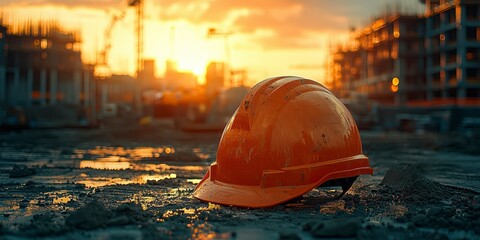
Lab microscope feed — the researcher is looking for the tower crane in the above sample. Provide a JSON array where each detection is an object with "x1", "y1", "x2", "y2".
[
  {"x1": 128, "y1": 0, "x2": 144, "y2": 75},
  {"x1": 95, "y1": 11, "x2": 125, "y2": 78},
  {"x1": 207, "y1": 28, "x2": 245, "y2": 87},
  {"x1": 128, "y1": 0, "x2": 144, "y2": 115},
  {"x1": 100, "y1": 12, "x2": 126, "y2": 67}
]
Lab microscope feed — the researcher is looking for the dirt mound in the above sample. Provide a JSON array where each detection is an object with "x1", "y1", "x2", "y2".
[
  {"x1": 65, "y1": 201, "x2": 151, "y2": 230},
  {"x1": 111, "y1": 202, "x2": 152, "y2": 225},
  {"x1": 380, "y1": 165, "x2": 480, "y2": 232},
  {"x1": 380, "y1": 165, "x2": 450, "y2": 204},
  {"x1": 9, "y1": 165, "x2": 36, "y2": 178},
  {"x1": 66, "y1": 201, "x2": 113, "y2": 230},
  {"x1": 19, "y1": 213, "x2": 65, "y2": 236}
]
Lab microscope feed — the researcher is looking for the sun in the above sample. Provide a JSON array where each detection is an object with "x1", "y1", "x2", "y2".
[
  {"x1": 144, "y1": 21, "x2": 221, "y2": 84},
  {"x1": 176, "y1": 58, "x2": 207, "y2": 78},
  {"x1": 168, "y1": 35, "x2": 218, "y2": 85}
]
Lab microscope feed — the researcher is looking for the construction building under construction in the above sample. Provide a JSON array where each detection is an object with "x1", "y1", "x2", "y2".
[
  {"x1": 0, "y1": 20, "x2": 95, "y2": 127},
  {"x1": 423, "y1": 0, "x2": 480, "y2": 102},
  {"x1": 331, "y1": 14, "x2": 425, "y2": 105},
  {"x1": 329, "y1": 0, "x2": 480, "y2": 131}
]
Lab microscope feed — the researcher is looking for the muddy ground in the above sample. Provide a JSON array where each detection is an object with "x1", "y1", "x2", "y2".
[{"x1": 0, "y1": 119, "x2": 479, "y2": 239}]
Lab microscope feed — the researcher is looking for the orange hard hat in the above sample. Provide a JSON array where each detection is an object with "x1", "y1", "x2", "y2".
[{"x1": 194, "y1": 76, "x2": 373, "y2": 208}]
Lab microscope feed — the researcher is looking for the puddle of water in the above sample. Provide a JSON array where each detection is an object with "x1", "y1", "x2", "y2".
[
  {"x1": 77, "y1": 173, "x2": 177, "y2": 188},
  {"x1": 135, "y1": 173, "x2": 177, "y2": 183},
  {"x1": 187, "y1": 179, "x2": 201, "y2": 184},
  {"x1": 97, "y1": 156, "x2": 129, "y2": 162},
  {"x1": 164, "y1": 147, "x2": 175, "y2": 154},
  {"x1": 193, "y1": 147, "x2": 210, "y2": 160},
  {"x1": 80, "y1": 146, "x2": 176, "y2": 159},
  {"x1": 183, "y1": 208, "x2": 196, "y2": 214},
  {"x1": 53, "y1": 196, "x2": 72, "y2": 204},
  {"x1": 162, "y1": 210, "x2": 175, "y2": 219},
  {"x1": 131, "y1": 163, "x2": 205, "y2": 172},
  {"x1": 79, "y1": 160, "x2": 131, "y2": 170},
  {"x1": 1, "y1": 145, "x2": 210, "y2": 189},
  {"x1": 76, "y1": 177, "x2": 137, "y2": 188}
]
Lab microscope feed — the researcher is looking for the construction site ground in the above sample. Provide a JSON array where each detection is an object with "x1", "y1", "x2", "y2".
[{"x1": 0, "y1": 118, "x2": 479, "y2": 239}]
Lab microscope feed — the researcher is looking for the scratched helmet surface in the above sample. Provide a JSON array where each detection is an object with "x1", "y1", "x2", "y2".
[{"x1": 194, "y1": 76, "x2": 373, "y2": 208}]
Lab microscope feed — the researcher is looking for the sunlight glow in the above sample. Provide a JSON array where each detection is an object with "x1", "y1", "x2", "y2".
[{"x1": 5, "y1": 1, "x2": 334, "y2": 85}]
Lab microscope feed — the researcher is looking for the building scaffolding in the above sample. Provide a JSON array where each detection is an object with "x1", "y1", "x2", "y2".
[{"x1": 329, "y1": 0, "x2": 480, "y2": 106}]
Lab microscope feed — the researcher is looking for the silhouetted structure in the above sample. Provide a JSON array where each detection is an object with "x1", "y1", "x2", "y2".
[
  {"x1": 138, "y1": 59, "x2": 157, "y2": 89},
  {"x1": 0, "y1": 21, "x2": 92, "y2": 106},
  {"x1": 0, "y1": 20, "x2": 95, "y2": 127},
  {"x1": 98, "y1": 74, "x2": 135, "y2": 117},
  {"x1": 331, "y1": 14, "x2": 425, "y2": 105},
  {"x1": 163, "y1": 60, "x2": 197, "y2": 90},
  {"x1": 205, "y1": 62, "x2": 225, "y2": 97},
  {"x1": 422, "y1": 0, "x2": 480, "y2": 102},
  {"x1": 330, "y1": 0, "x2": 480, "y2": 131}
]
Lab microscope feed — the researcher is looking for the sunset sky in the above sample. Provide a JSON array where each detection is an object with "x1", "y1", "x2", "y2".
[{"x1": 1, "y1": 0, "x2": 423, "y2": 85}]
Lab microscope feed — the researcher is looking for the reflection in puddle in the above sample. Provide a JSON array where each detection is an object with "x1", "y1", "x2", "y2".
[
  {"x1": 77, "y1": 173, "x2": 178, "y2": 188},
  {"x1": 161, "y1": 204, "x2": 220, "y2": 239},
  {"x1": 76, "y1": 146, "x2": 177, "y2": 161},
  {"x1": 97, "y1": 156, "x2": 129, "y2": 162},
  {"x1": 131, "y1": 163, "x2": 205, "y2": 172},
  {"x1": 199, "y1": 203, "x2": 221, "y2": 211},
  {"x1": 53, "y1": 196, "x2": 72, "y2": 204},
  {"x1": 76, "y1": 177, "x2": 135, "y2": 188},
  {"x1": 162, "y1": 204, "x2": 220, "y2": 219},
  {"x1": 79, "y1": 160, "x2": 131, "y2": 170},
  {"x1": 193, "y1": 148, "x2": 211, "y2": 160},
  {"x1": 187, "y1": 179, "x2": 201, "y2": 184},
  {"x1": 183, "y1": 208, "x2": 196, "y2": 214},
  {"x1": 79, "y1": 160, "x2": 205, "y2": 173},
  {"x1": 164, "y1": 147, "x2": 175, "y2": 154},
  {"x1": 136, "y1": 173, "x2": 177, "y2": 183},
  {"x1": 70, "y1": 146, "x2": 210, "y2": 187}
]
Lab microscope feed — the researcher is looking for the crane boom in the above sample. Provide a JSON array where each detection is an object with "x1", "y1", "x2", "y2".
[
  {"x1": 100, "y1": 11, "x2": 125, "y2": 66},
  {"x1": 128, "y1": 0, "x2": 144, "y2": 75}
]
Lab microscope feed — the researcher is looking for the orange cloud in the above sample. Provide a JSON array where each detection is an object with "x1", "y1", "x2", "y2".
[
  {"x1": 155, "y1": 0, "x2": 423, "y2": 49},
  {"x1": 2, "y1": 0, "x2": 424, "y2": 51},
  {"x1": 0, "y1": 0, "x2": 123, "y2": 9}
]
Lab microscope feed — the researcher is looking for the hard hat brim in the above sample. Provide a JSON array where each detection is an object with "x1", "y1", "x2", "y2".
[{"x1": 193, "y1": 166, "x2": 373, "y2": 208}]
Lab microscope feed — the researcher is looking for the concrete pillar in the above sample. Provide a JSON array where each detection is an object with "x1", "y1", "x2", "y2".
[
  {"x1": 12, "y1": 68, "x2": 20, "y2": 105},
  {"x1": 135, "y1": 76, "x2": 142, "y2": 116},
  {"x1": 60, "y1": 75, "x2": 69, "y2": 104},
  {"x1": 19, "y1": 73, "x2": 27, "y2": 105},
  {"x1": 101, "y1": 83, "x2": 108, "y2": 109},
  {"x1": 0, "y1": 67, "x2": 6, "y2": 102},
  {"x1": 457, "y1": 4, "x2": 467, "y2": 99},
  {"x1": 92, "y1": 75, "x2": 96, "y2": 125},
  {"x1": 27, "y1": 69, "x2": 34, "y2": 106},
  {"x1": 425, "y1": 17, "x2": 433, "y2": 101},
  {"x1": 89, "y1": 74, "x2": 96, "y2": 126},
  {"x1": 49, "y1": 69, "x2": 58, "y2": 104},
  {"x1": 73, "y1": 70, "x2": 81, "y2": 105},
  {"x1": 83, "y1": 70, "x2": 90, "y2": 106},
  {"x1": 40, "y1": 69, "x2": 47, "y2": 106}
]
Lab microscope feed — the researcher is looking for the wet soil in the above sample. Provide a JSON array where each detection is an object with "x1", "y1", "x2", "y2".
[{"x1": 0, "y1": 122, "x2": 479, "y2": 239}]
